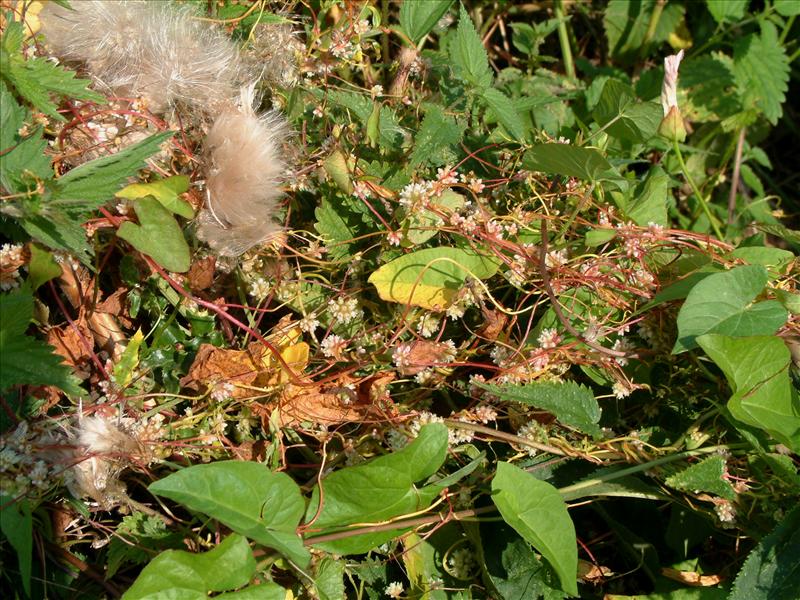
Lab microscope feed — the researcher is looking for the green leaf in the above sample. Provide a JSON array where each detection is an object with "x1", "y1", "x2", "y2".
[
  {"x1": 314, "y1": 199, "x2": 361, "y2": 262},
  {"x1": 52, "y1": 131, "x2": 174, "y2": 211},
  {"x1": 322, "y1": 150, "x2": 353, "y2": 194},
  {"x1": 0, "y1": 496, "x2": 32, "y2": 596},
  {"x1": 403, "y1": 189, "x2": 465, "y2": 245},
  {"x1": 681, "y1": 53, "x2": 742, "y2": 124},
  {"x1": 733, "y1": 22, "x2": 791, "y2": 124},
  {"x1": 314, "y1": 557, "x2": 345, "y2": 600},
  {"x1": 27, "y1": 243, "x2": 61, "y2": 291},
  {"x1": 665, "y1": 456, "x2": 736, "y2": 499},
  {"x1": 604, "y1": 0, "x2": 685, "y2": 63},
  {"x1": 673, "y1": 266, "x2": 787, "y2": 353},
  {"x1": 117, "y1": 196, "x2": 191, "y2": 273},
  {"x1": 306, "y1": 424, "x2": 448, "y2": 555},
  {"x1": 509, "y1": 19, "x2": 560, "y2": 57},
  {"x1": 626, "y1": 166, "x2": 669, "y2": 226},
  {"x1": 21, "y1": 212, "x2": 93, "y2": 264},
  {"x1": 697, "y1": 334, "x2": 800, "y2": 451},
  {"x1": 325, "y1": 90, "x2": 405, "y2": 149},
  {"x1": 492, "y1": 462, "x2": 578, "y2": 596},
  {"x1": 523, "y1": 144, "x2": 627, "y2": 192},
  {"x1": 106, "y1": 512, "x2": 179, "y2": 579},
  {"x1": 122, "y1": 534, "x2": 258, "y2": 600},
  {"x1": 482, "y1": 381, "x2": 601, "y2": 437},
  {"x1": 409, "y1": 104, "x2": 466, "y2": 168},
  {"x1": 483, "y1": 87, "x2": 527, "y2": 141},
  {"x1": 0, "y1": 81, "x2": 52, "y2": 193},
  {"x1": 0, "y1": 285, "x2": 81, "y2": 394},
  {"x1": 116, "y1": 176, "x2": 193, "y2": 218},
  {"x1": 450, "y1": 4, "x2": 493, "y2": 89},
  {"x1": 774, "y1": 0, "x2": 800, "y2": 16},
  {"x1": 148, "y1": 461, "x2": 310, "y2": 567},
  {"x1": 1, "y1": 21, "x2": 104, "y2": 122},
  {"x1": 593, "y1": 79, "x2": 662, "y2": 144},
  {"x1": 113, "y1": 330, "x2": 144, "y2": 387},
  {"x1": 706, "y1": 0, "x2": 748, "y2": 23},
  {"x1": 368, "y1": 246, "x2": 500, "y2": 310},
  {"x1": 399, "y1": 0, "x2": 454, "y2": 45},
  {"x1": 729, "y1": 505, "x2": 800, "y2": 600},
  {"x1": 729, "y1": 247, "x2": 794, "y2": 276}
]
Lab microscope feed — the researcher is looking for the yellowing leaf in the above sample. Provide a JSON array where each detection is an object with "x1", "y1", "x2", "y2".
[
  {"x1": 116, "y1": 175, "x2": 193, "y2": 218},
  {"x1": 368, "y1": 247, "x2": 499, "y2": 310}
]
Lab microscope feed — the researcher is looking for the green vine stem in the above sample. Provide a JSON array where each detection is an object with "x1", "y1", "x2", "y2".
[
  {"x1": 672, "y1": 140, "x2": 725, "y2": 240},
  {"x1": 554, "y1": 0, "x2": 575, "y2": 79}
]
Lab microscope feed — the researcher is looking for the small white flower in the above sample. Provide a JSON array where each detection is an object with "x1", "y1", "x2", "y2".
[
  {"x1": 661, "y1": 49, "x2": 685, "y2": 116},
  {"x1": 385, "y1": 581, "x2": 404, "y2": 598},
  {"x1": 312, "y1": 106, "x2": 324, "y2": 118},
  {"x1": 474, "y1": 405, "x2": 497, "y2": 423},
  {"x1": 416, "y1": 313, "x2": 439, "y2": 338},
  {"x1": 352, "y1": 180, "x2": 372, "y2": 200},
  {"x1": 392, "y1": 343, "x2": 413, "y2": 369},
  {"x1": 398, "y1": 181, "x2": 432, "y2": 208},
  {"x1": 328, "y1": 296, "x2": 362, "y2": 325},
  {"x1": 370, "y1": 84, "x2": 384, "y2": 98},
  {"x1": 537, "y1": 328, "x2": 561, "y2": 349},
  {"x1": 436, "y1": 165, "x2": 459, "y2": 186},
  {"x1": 299, "y1": 315, "x2": 320, "y2": 333},
  {"x1": 320, "y1": 334, "x2": 348, "y2": 359},
  {"x1": 387, "y1": 230, "x2": 403, "y2": 246}
]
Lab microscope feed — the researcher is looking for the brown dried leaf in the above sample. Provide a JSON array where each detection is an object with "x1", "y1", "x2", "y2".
[
  {"x1": 47, "y1": 316, "x2": 93, "y2": 376},
  {"x1": 187, "y1": 256, "x2": 216, "y2": 291},
  {"x1": 180, "y1": 343, "x2": 262, "y2": 398},
  {"x1": 397, "y1": 340, "x2": 456, "y2": 375},
  {"x1": 478, "y1": 307, "x2": 508, "y2": 342},
  {"x1": 660, "y1": 568, "x2": 723, "y2": 587}
]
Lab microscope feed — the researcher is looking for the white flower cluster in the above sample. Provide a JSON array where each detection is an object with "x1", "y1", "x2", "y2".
[
  {"x1": 0, "y1": 243, "x2": 24, "y2": 291},
  {"x1": 328, "y1": 296, "x2": 362, "y2": 325}
]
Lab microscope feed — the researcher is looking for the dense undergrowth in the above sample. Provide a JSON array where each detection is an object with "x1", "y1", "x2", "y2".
[{"x1": 1, "y1": 0, "x2": 799, "y2": 598}]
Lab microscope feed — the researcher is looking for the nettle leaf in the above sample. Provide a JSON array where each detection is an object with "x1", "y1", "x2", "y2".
[
  {"x1": 409, "y1": 104, "x2": 465, "y2": 168},
  {"x1": 733, "y1": 22, "x2": 791, "y2": 124},
  {"x1": 0, "y1": 20, "x2": 104, "y2": 122},
  {"x1": 306, "y1": 424, "x2": 447, "y2": 555},
  {"x1": 325, "y1": 90, "x2": 405, "y2": 149},
  {"x1": 116, "y1": 175, "x2": 193, "y2": 218},
  {"x1": 399, "y1": 0, "x2": 454, "y2": 45},
  {"x1": 123, "y1": 534, "x2": 286, "y2": 600},
  {"x1": 483, "y1": 87, "x2": 528, "y2": 141},
  {"x1": 450, "y1": 4, "x2": 493, "y2": 89},
  {"x1": 21, "y1": 212, "x2": 93, "y2": 264},
  {"x1": 368, "y1": 247, "x2": 500, "y2": 310},
  {"x1": 729, "y1": 505, "x2": 800, "y2": 600},
  {"x1": 52, "y1": 131, "x2": 174, "y2": 212},
  {"x1": 665, "y1": 456, "x2": 736, "y2": 500},
  {"x1": 592, "y1": 79, "x2": 661, "y2": 144},
  {"x1": 673, "y1": 265, "x2": 788, "y2": 353},
  {"x1": 492, "y1": 462, "x2": 578, "y2": 596},
  {"x1": 706, "y1": 0, "x2": 749, "y2": 24},
  {"x1": 0, "y1": 81, "x2": 52, "y2": 194},
  {"x1": 314, "y1": 196, "x2": 375, "y2": 262},
  {"x1": 0, "y1": 285, "x2": 82, "y2": 395},
  {"x1": 523, "y1": 143, "x2": 627, "y2": 192},
  {"x1": 117, "y1": 196, "x2": 191, "y2": 273},
  {"x1": 148, "y1": 461, "x2": 310, "y2": 567},
  {"x1": 681, "y1": 53, "x2": 742, "y2": 124},
  {"x1": 697, "y1": 334, "x2": 800, "y2": 451},
  {"x1": 482, "y1": 381, "x2": 602, "y2": 438}
]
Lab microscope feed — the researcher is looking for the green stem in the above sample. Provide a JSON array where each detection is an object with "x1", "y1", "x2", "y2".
[
  {"x1": 779, "y1": 14, "x2": 796, "y2": 45},
  {"x1": 554, "y1": 0, "x2": 575, "y2": 79},
  {"x1": 672, "y1": 140, "x2": 725, "y2": 240},
  {"x1": 641, "y1": 0, "x2": 666, "y2": 56}
]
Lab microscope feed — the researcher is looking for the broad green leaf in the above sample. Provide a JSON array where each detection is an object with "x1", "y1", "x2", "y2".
[
  {"x1": 52, "y1": 131, "x2": 174, "y2": 210},
  {"x1": 369, "y1": 422, "x2": 448, "y2": 482},
  {"x1": 148, "y1": 461, "x2": 310, "y2": 567},
  {"x1": 665, "y1": 456, "x2": 736, "y2": 499},
  {"x1": 729, "y1": 505, "x2": 800, "y2": 600},
  {"x1": 27, "y1": 243, "x2": 61, "y2": 290},
  {"x1": 116, "y1": 175, "x2": 193, "y2": 218},
  {"x1": 729, "y1": 247, "x2": 794, "y2": 276},
  {"x1": 593, "y1": 79, "x2": 661, "y2": 144},
  {"x1": 409, "y1": 104, "x2": 465, "y2": 168},
  {"x1": 706, "y1": 0, "x2": 748, "y2": 24},
  {"x1": 368, "y1": 246, "x2": 500, "y2": 310},
  {"x1": 774, "y1": 0, "x2": 800, "y2": 16},
  {"x1": 774, "y1": 290, "x2": 800, "y2": 315},
  {"x1": 399, "y1": 0, "x2": 454, "y2": 45},
  {"x1": 325, "y1": 90, "x2": 405, "y2": 149},
  {"x1": 697, "y1": 334, "x2": 800, "y2": 451},
  {"x1": 483, "y1": 87, "x2": 527, "y2": 142},
  {"x1": 122, "y1": 534, "x2": 258, "y2": 600},
  {"x1": 756, "y1": 223, "x2": 800, "y2": 246},
  {"x1": 117, "y1": 196, "x2": 191, "y2": 273},
  {"x1": 509, "y1": 19, "x2": 560, "y2": 57},
  {"x1": 492, "y1": 462, "x2": 578, "y2": 596},
  {"x1": 314, "y1": 557, "x2": 345, "y2": 600},
  {"x1": 322, "y1": 150, "x2": 353, "y2": 194},
  {"x1": 0, "y1": 21, "x2": 104, "y2": 121},
  {"x1": 0, "y1": 496, "x2": 32, "y2": 596},
  {"x1": 673, "y1": 265, "x2": 787, "y2": 353},
  {"x1": 216, "y1": 584, "x2": 288, "y2": 600},
  {"x1": 604, "y1": 0, "x2": 685, "y2": 63},
  {"x1": 403, "y1": 189, "x2": 465, "y2": 245},
  {"x1": 585, "y1": 228, "x2": 616, "y2": 247},
  {"x1": 626, "y1": 166, "x2": 669, "y2": 226},
  {"x1": 0, "y1": 285, "x2": 81, "y2": 395},
  {"x1": 523, "y1": 144, "x2": 627, "y2": 192},
  {"x1": 482, "y1": 381, "x2": 601, "y2": 437},
  {"x1": 450, "y1": 4, "x2": 493, "y2": 89},
  {"x1": 733, "y1": 22, "x2": 791, "y2": 124}
]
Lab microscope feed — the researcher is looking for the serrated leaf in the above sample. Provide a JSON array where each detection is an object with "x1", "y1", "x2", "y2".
[
  {"x1": 492, "y1": 462, "x2": 578, "y2": 596},
  {"x1": 729, "y1": 505, "x2": 800, "y2": 600},
  {"x1": 368, "y1": 246, "x2": 499, "y2": 310},
  {"x1": 409, "y1": 104, "x2": 465, "y2": 168},
  {"x1": 314, "y1": 199, "x2": 360, "y2": 262},
  {"x1": 113, "y1": 330, "x2": 144, "y2": 387},
  {"x1": 483, "y1": 87, "x2": 527, "y2": 141},
  {"x1": 0, "y1": 285, "x2": 81, "y2": 394},
  {"x1": 482, "y1": 381, "x2": 602, "y2": 437},
  {"x1": 116, "y1": 175, "x2": 193, "y2": 218},
  {"x1": 122, "y1": 534, "x2": 258, "y2": 600},
  {"x1": 21, "y1": 212, "x2": 92, "y2": 263},
  {"x1": 52, "y1": 131, "x2": 174, "y2": 211},
  {"x1": 117, "y1": 197, "x2": 190, "y2": 272},
  {"x1": 665, "y1": 456, "x2": 736, "y2": 499},
  {"x1": 733, "y1": 22, "x2": 790, "y2": 124},
  {"x1": 0, "y1": 81, "x2": 52, "y2": 194},
  {"x1": 148, "y1": 461, "x2": 310, "y2": 567},
  {"x1": 697, "y1": 334, "x2": 800, "y2": 451},
  {"x1": 680, "y1": 53, "x2": 742, "y2": 123},
  {"x1": 706, "y1": 0, "x2": 748, "y2": 23},
  {"x1": 1, "y1": 21, "x2": 104, "y2": 122},
  {"x1": 399, "y1": 0, "x2": 454, "y2": 45},
  {"x1": 673, "y1": 265, "x2": 788, "y2": 353},
  {"x1": 450, "y1": 4, "x2": 493, "y2": 89},
  {"x1": 523, "y1": 143, "x2": 627, "y2": 192}
]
